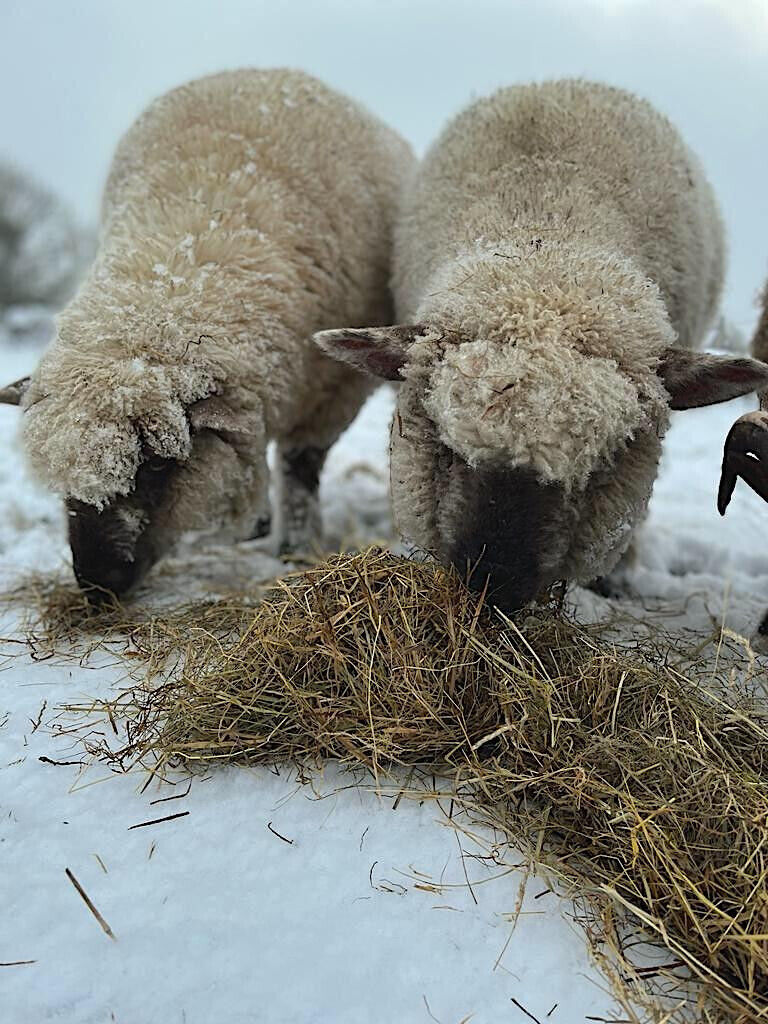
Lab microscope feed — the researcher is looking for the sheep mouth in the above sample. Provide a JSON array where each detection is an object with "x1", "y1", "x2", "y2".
[
  {"x1": 66, "y1": 456, "x2": 175, "y2": 600},
  {"x1": 67, "y1": 498, "x2": 157, "y2": 601},
  {"x1": 446, "y1": 466, "x2": 566, "y2": 612}
]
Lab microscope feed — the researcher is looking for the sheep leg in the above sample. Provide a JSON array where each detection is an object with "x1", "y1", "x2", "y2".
[{"x1": 277, "y1": 443, "x2": 328, "y2": 555}]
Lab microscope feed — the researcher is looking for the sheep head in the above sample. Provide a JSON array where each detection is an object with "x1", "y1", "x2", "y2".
[
  {"x1": 12, "y1": 319, "x2": 267, "y2": 597},
  {"x1": 60, "y1": 393, "x2": 267, "y2": 599}
]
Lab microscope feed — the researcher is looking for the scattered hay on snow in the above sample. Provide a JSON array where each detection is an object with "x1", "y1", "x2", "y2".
[{"x1": 8, "y1": 546, "x2": 768, "y2": 1023}]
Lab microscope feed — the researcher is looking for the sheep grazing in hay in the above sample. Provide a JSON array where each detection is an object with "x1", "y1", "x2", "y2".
[
  {"x1": 0, "y1": 69, "x2": 414, "y2": 595},
  {"x1": 719, "y1": 278, "x2": 768, "y2": 648},
  {"x1": 37, "y1": 547, "x2": 768, "y2": 1023},
  {"x1": 315, "y1": 80, "x2": 768, "y2": 611}
]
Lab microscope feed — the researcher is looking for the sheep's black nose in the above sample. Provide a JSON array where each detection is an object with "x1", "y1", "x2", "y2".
[
  {"x1": 447, "y1": 466, "x2": 563, "y2": 612},
  {"x1": 67, "y1": 499, "x2": 148, "y2": 600},
  {"x1": 449, "y1": 549, "x2": 542, "y2": 612},
  {"x1": 72, "y1": 557, "x2": 142, "y2": 602}
]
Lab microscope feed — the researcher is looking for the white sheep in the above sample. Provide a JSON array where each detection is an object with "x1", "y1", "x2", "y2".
[
  {"x1": 0, "y1": 69, "x2": 414, "y2": 595},
  {"x1": 317, "y1": 80, "x2": 768, "y2": 609}
]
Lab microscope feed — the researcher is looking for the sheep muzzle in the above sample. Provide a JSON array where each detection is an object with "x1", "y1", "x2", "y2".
[
  {"x1": 67, "y1": 499, "x2": 156, "y2": 601},
  {"x1": 446, "y1": 466, "x2": 566, "y2": 612},
  {"x1": 66, "y1": 455, "x2": 175, "y2": 599}
]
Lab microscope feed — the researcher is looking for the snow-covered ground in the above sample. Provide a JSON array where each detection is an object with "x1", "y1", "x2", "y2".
[{"x1": 1, "y1": 317, "x2": 767, "y2": 1024}]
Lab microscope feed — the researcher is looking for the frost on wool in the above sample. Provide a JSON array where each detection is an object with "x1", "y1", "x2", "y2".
[{"x1": 416, "y1": 245, "x2": 673, "y2": 493}]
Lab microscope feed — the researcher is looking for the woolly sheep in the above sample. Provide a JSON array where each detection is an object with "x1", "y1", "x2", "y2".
[
  {"x1": 316, "y1": 80, "x2": 768, "y2": 609},
  {"x1": 1, "y1": 69, "x2": 414, "y2": 595},
  {"x1": 718, "y1": 278, "x2": 768, "y2": 645}
]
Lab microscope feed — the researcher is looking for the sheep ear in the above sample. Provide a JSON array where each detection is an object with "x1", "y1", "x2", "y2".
[
  {"x1": 189, "y1": 395, "x2": 254, "y2": 436},
  {"x1": 0, "y1": 376, "x2": 31, "y2": 406},
  {"x1": 313, "y1": 325, "x2": 426, "y2": 380},
  {"x1": 658, "y1": 348, "x2": 768, "y2": 410}
]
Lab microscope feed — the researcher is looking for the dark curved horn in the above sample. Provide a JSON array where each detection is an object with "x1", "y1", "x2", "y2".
[
  {"x1": 718, "y1": 411, "x2": 768, "y2": 514},
  {"x1": 0, "y1": 376, "x2": 31, "y2": 406}
]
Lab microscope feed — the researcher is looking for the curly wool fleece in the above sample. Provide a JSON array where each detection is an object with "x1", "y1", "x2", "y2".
[
  {"x1": 383, "y1": 80, "x2": 726, "y2": 581},
  {"x1": 22, "y1": 69, "x2": 413, "y2": 527},
  {"x1": 418, "y1": 244, "x2": 673, "y2": 492}
]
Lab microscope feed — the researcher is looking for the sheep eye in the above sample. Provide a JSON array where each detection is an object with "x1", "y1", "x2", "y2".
[{"x1": 146, "y1": 456, "x2": 167, "y2": 472}]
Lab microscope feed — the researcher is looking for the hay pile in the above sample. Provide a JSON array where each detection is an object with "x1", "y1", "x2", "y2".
[{"x1": 29, "y1": 548, "x2": 768, "y2": 1022}]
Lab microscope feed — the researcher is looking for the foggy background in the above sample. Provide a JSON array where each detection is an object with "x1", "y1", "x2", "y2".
[{"x1": 2, "y1": 0, "x2": 766, "y2": 329}]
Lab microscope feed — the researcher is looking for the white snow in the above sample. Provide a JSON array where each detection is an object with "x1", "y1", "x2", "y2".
[{"x1": 1, "y1": 315, "x2": 767, "y2": 1023}]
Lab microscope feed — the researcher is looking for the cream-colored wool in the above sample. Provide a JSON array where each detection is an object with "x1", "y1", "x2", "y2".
[
  {"x1": 416, "y1": 246, "x2": 672, "y2": 491},
  {"x1": 389, "y1": 81, "x2": 724, "y2": 582},
  {"x1": 22, "y1": 69, "x2": 413, "y2": 554},
  {"x1": 317, "y1": 81, "x2": 768, "y2": 595}
]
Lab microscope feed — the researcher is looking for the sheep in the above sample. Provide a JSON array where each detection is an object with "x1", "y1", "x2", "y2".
[
  {"x1": 718, "y1": 278, "x2": 768, "y2": 644},
  {"x1": 316, "y1": 80, "x2": 768, "y2": 610},
  {"x1": 0, "y1": 69, "x2": 414, "y2": 595}
]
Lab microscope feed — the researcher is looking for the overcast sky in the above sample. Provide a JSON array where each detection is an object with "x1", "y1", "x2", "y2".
[{"x1": 2, "y1": 0, "x2": 766, "y2": 327}]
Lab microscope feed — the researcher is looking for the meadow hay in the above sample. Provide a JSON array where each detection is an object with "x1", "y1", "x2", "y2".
[{"x1": 15, "y1": 547, "x2": 768, "y2": 1022}]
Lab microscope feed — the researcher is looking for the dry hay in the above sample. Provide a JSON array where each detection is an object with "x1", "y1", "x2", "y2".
[
  {"x1": 11, "y1": 547, "x2": 768, "y2": 1023},
  {"x1": 1, "y1": 574, "x2": 149, "y2": 646},
  {"x1": 0, "y1": 572, "x2": 268, "y2": 660}
]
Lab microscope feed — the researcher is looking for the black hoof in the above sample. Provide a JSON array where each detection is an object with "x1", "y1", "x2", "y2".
[{"x1": 246, "y1": 515, "x2": 272, "y2": 540}]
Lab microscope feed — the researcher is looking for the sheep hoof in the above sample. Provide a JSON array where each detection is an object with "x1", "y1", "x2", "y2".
[
  {"x1": 587, "y1": 575, "x2": 623, "y2": 599},
  {"x1": 586, "y1": 567, "x2": 636, "y2": 600},
  {"x1": 278, "y1": 526, "x2": 321, "y2": 559},
  {"x1": 247, "y1": 514, "x2": 272, "y2": 540}
]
